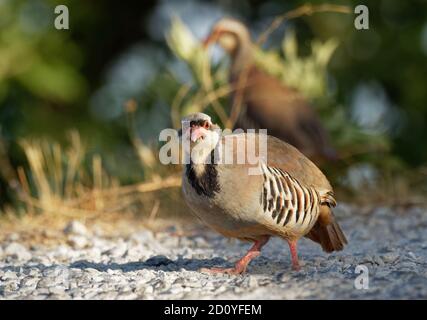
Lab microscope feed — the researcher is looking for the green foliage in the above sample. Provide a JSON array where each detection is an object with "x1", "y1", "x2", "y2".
[
  {"x1": 0, "y1": 0, "x2": 87, "y2": 105},
  {"x1": 166, "y1": 16, "x2": 209, "y2": 86},
  {"x1": 166, "y1": 17, "x2": 229, "y2": 126},
  {"x1": 254, "y1": 29, "x2": 339, "y2": 99}
]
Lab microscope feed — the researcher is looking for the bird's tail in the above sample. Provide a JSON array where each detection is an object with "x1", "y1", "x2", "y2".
[{"x1": 305, "y1": 215, "x2": 348, "y2": 253}]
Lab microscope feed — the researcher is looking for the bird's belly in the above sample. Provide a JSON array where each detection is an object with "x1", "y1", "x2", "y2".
[
  {"x1": 194, "y1": 201, "x2": 266, "y2": 239},
  {"x1": 183, "y1": 181, "x2": 267, "y2": 239}
]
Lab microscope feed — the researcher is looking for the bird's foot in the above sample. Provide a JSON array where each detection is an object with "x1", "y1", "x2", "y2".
[
  {"x1": 292, "y1": 262, "x2": 301, "y2": 271},
  {"x1": 200, "y1": 237, "x2": 269, "y2": 275},
  {"x1": 200, "y1": 251, "x2": 260, "y2": 275}
]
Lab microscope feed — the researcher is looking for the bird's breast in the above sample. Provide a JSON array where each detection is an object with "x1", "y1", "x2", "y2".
[{"x1": 182, "y1": 166, "x2": 266, "y2": 239}]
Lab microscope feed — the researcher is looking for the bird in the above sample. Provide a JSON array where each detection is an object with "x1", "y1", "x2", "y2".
[
  {"x1": 180, "y1": 112, "x2": 347, "y2": 274},
  {"x1": 203, "y1": 18, "x2": 337, "y2": 163}
]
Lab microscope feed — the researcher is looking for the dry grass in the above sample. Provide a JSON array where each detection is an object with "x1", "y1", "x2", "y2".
[
  {"x1": 6, "y1": 130, "x2": 182, "y2": 221},
  {"x1": 0, "y1": 127, "x2": 189, "y2": 242}
]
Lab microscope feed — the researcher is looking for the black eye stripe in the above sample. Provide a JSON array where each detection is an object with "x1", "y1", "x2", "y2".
[{"x1": 190, "y1": 120, "x2": 209, "y2": 127}]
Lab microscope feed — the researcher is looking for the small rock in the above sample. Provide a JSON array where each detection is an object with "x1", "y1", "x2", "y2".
[
  {"x1": 3, "y1": 281, "x2": 20, "y2": 292},
  {"x1": 20, "y1": 277, "x2": 39, "y2": 289},
  {"x1": 117, "y1": 292, "x2": 138, "y2": 300},
  {"x1": 98, "y1": 292, "x2": 118, "y2": 299},
  {"x1": 144, "y1": 285, "x2": 154, "y2": 296},
  {"x1": 64, "y1": 220, "x2": 88, "y2": 236},
  {"x1": 92, "y1": 225, "x2": 104, "y2": 237},
  {"x1": 382, "y1": 253, "x2": 399, "y2": 264},
  {"x1": 234, "y1": 287, "x2": 244, "y2": 293},
  {"x1": 1, "y1": 270, "x2": 18, "y2": 280},
  {"x1": 7, "y1": 233, "x2": 20, "y2": 241},
  {"x1": 277, "y1": 272, "x2": 290, "y2": 282},
  {"x1": 67, "y1": 236, "x2": 88, "y2": 249},
  {"x1": 192, "y1": 236, "x2": 209, "y2": 248},
  {"x1": 361, "y1": 254, "x2": 375, "y2": 264},
  {"x1": 4, "y1": 242, "x2": 32, "y2": 261},
  {"x1": 27, "y1": 269, "x2": 40, "y2": 277},
  {"x1": 130, "y1": 230, "x2": 154, "y2": 243},
  {"x1": 400, "y1": 261, "x2": 417, "y2": 269},
  {"x1": 164, "y1": 287, "x2": 185, "y2": 295},
  {"x1": 407, "y1": 252, "x2": 417, "y2": 260},
  {"x1": 103, "y1": 243, "x2": 127, "y2": 258},
  {"x1": 67, "y1": 288, "x2": 83, "y2": 298},
  {"x1": 49, "y1": 287, "x2": 66, "y2": 295},
  {"x1": 246, "y1": 276, "x2": 258, "y2": 288},
  {"x1": 85, "y1": 268, "x2": 101, "y2": 275},
  {"x1": 375, "y1": 270, "x2": 391, "y2": 278},
  {"x1": 373, "y1": 256, "x2": 385, "y2": 267}
]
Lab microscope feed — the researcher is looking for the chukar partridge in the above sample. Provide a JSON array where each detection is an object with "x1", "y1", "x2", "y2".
[
  {"x1": 203, "y1": 18, "x2": 337, "y2": 163},
  {"x1": 181, "y1": 112, "x2": 347, "y2": 274}
]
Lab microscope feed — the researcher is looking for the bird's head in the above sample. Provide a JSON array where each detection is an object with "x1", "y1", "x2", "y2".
[
  {"x1": 181, "y1": 113, "x2": 221, "y2": 165},
  {"x1": 203, "y1": 18, "x2": 251, "y2": 55},
  {"x1": 181, "y1": 112, "x2": 220, "y2": 146}
]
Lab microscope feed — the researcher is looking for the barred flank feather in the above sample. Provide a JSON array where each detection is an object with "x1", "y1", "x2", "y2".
[{"x1": 260, "y1": 163, "x2": 322, "y2": 231}]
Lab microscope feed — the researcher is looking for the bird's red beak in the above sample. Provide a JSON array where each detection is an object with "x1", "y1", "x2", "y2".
[
  {"x1": 191, "y1": 126, "x2": 207, "y2": 142},
  {"x1": 202, "y1": 35, "x2": 213, "y2": 49},
  {"x1": 202, "y1": 30, "x2": 220, "y2": 49}
]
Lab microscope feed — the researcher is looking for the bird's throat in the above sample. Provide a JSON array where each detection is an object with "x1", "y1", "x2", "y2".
[{"x1": 185, "y1": 150, "x2": 220, "y2": 198}]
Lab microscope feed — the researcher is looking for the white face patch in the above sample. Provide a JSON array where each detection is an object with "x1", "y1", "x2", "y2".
[{"x1": 190, "y1": 130, "x2": 220, "y2": 165}]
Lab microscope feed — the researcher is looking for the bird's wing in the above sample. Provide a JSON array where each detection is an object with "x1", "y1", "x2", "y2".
[{"x1": 220, "y1": 133, "x2": 332, "y2": 192}]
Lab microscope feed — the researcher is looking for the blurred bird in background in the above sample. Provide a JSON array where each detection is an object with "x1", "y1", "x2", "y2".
[{"x1": 203, "y1": 18, "x2": 338, "y2": 164}]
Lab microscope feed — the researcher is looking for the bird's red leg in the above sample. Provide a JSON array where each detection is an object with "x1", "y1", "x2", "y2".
[
  {"x1": 287, "y1": 240, "x2": 301, "y2": 271},
  {"x1": 200, "y1": 236, "x2": 270, "y2": 275}
]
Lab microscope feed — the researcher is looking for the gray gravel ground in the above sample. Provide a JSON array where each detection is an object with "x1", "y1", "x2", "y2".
[{"x1": 1, "y1": 204, "x2": 427, "y2": 299}]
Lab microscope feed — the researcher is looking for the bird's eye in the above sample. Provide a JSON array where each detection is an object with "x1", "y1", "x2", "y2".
[{"x1": 203, "y1": 121, "x2": 210, "y2": 129}]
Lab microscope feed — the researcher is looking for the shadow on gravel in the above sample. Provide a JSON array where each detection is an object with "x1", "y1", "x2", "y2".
[
  {"x1": 0, "y1": 255, "x2": 287, "y2": 274},
  {"x1": 69, "y1": 255, "x2": 230, "y2": 272}
]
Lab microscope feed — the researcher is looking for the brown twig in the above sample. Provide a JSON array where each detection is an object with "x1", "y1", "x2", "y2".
[
  {"x1": 134, "y1": 175, "x2": 182, "y2": 193},
  {"x1": 200, "y1": 84, "x2": 234, "y2": 110},
  {"x1": 17, "y1": 167, "x2": 34, "y2": 215},
  {"x1": 256, "y1": 3, "x2": 352, "y2": 46},
  {"x1": 149, "y1": 199, "x2": 161, "y2": 222}
]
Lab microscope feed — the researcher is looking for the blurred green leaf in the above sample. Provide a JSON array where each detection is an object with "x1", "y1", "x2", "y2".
[{"x1": 17, "y1": 60, "x2": 86, "y2": 103}]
